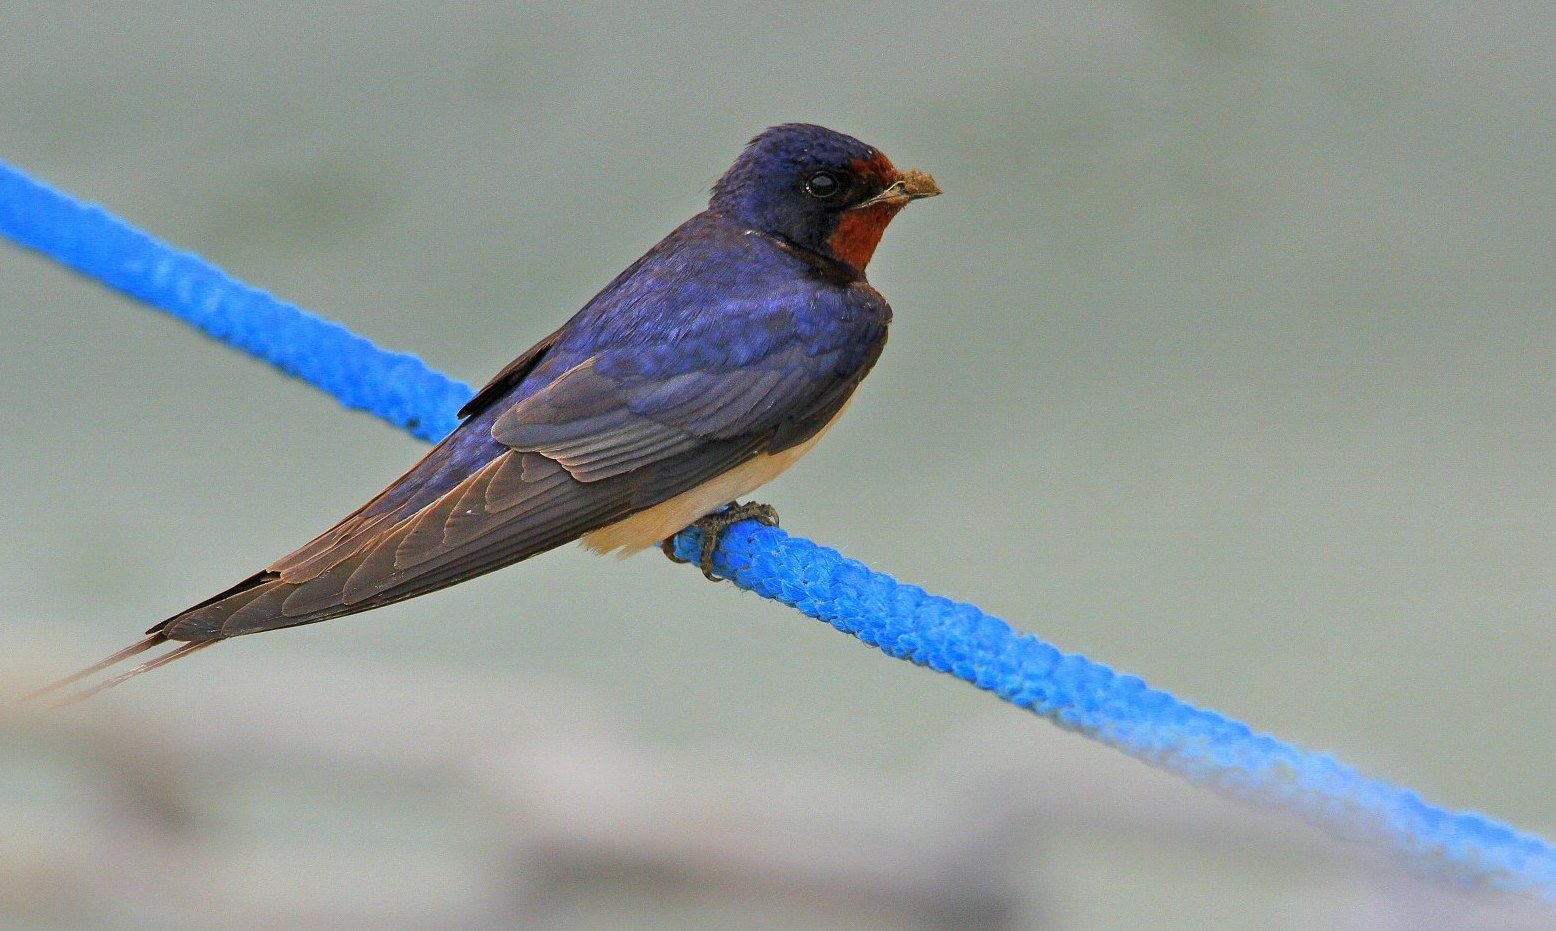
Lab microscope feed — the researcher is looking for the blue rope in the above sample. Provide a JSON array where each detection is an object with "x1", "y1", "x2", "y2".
[
  {"x1": 0, "y1": 165, "x2": 471, "y2": 443},
  {"x1": 4, "y1": 156, "x2": 1554, "y2": 900}
]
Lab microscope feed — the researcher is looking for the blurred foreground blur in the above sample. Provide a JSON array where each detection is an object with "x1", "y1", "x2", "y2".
[{"x1": 6, "y1": 633, "x2": 1553, "y2": 931}]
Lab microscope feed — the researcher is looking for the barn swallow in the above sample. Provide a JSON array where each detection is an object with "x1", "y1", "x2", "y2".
[{"x1": 29, "y1": 123, "x2": 939, "y2": 703}]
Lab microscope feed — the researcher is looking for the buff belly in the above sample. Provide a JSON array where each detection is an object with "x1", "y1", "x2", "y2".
[{"x1": 580, "y1": 402, "x2": 849, "y2": 554}]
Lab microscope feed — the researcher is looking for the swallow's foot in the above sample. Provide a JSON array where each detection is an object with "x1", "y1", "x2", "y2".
[{"x1": 662, "y1": 500, "x2": 780, "y2": 581}]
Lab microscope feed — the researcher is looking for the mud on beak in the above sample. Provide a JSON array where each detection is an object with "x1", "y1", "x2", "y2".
[{"x1": 852, "y1": 168, "x2": 942, "y2": 209}]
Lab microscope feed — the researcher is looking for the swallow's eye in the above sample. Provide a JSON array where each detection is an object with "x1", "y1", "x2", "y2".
[{"x1": 804, "y1": 171, "x2": 843, "y2": 199}]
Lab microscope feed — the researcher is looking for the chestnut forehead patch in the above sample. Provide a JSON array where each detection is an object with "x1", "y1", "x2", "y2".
[{"x1": 847, "y1": 150, "x2": 899, "y2": 184}]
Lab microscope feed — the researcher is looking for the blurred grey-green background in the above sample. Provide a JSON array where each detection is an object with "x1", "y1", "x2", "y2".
[{"x1": 2, "y1": 3, "x2": 1554, "y2": 929}]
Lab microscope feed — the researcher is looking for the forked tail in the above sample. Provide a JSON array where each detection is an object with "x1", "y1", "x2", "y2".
[{"x1": 18, "y1": 634, "x2": 217, "y2": 708}]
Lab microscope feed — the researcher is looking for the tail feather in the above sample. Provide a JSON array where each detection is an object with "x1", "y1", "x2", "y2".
[
  {"x1": 18, "y1": 633, "x2": 220, "y2": 707},
  {"x1": 43, "y1": 641, "x2": 217, "y2": 708},
  {"x1": 18, "y1": 633, "x2": 170, "y2": 704},
  {"x1": 22, "y1": 575, "x2": 294, "y2": 706}
]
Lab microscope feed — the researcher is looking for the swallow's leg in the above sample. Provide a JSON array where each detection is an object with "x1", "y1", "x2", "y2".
[{"x1": 662, "y1": 501, "x2": 780, "y2": 581}]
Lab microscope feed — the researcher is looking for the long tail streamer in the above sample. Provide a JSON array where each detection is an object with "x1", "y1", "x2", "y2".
[{"x1": 3, "y1": 158, "x2": 1553, "y2": 900}]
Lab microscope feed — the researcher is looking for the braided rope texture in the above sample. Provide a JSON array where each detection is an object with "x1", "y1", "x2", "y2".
[{"x1": 4, "y1": 157, "x2": 1553, "y2": 900}]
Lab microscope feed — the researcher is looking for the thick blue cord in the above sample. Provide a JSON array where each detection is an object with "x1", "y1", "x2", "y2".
[
  {"x1": 4, "y1": 157, "x2": 1554, "y2": 900},
  {"x1": 0, "y1": 165, "x2": 471, "y2": 443}
]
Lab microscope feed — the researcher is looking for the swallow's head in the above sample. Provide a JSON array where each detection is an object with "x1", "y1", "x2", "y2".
[{"x1": 710, "y1": 123, "x2": 940, "y2": 272}]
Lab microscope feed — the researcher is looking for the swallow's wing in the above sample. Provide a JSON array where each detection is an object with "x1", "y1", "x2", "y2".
[
  {"x1": 252, "y1": 324, "x2": 569, "y2": 589},
  {"x1": 157, "y1": 289, "x2": 885, "y2": 641},
  {"x1": 456, "y1": 322, "x2": 566, "y2": 420},
  {"x1": 490, "y1": 341, "x2": 842, "y2": 480}
]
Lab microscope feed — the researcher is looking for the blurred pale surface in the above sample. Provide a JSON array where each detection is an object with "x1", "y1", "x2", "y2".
[{"x1": 1, "y1": 3, "x2": 1553, "y2": 929}]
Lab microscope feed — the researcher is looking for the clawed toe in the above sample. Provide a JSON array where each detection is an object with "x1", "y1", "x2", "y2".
[
  {"x1": 659, "y1": 500, "x2": 779, "y2": 580},
  {"x1": 660, "y1": 537, "x2": 689, "y2": 564}
]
